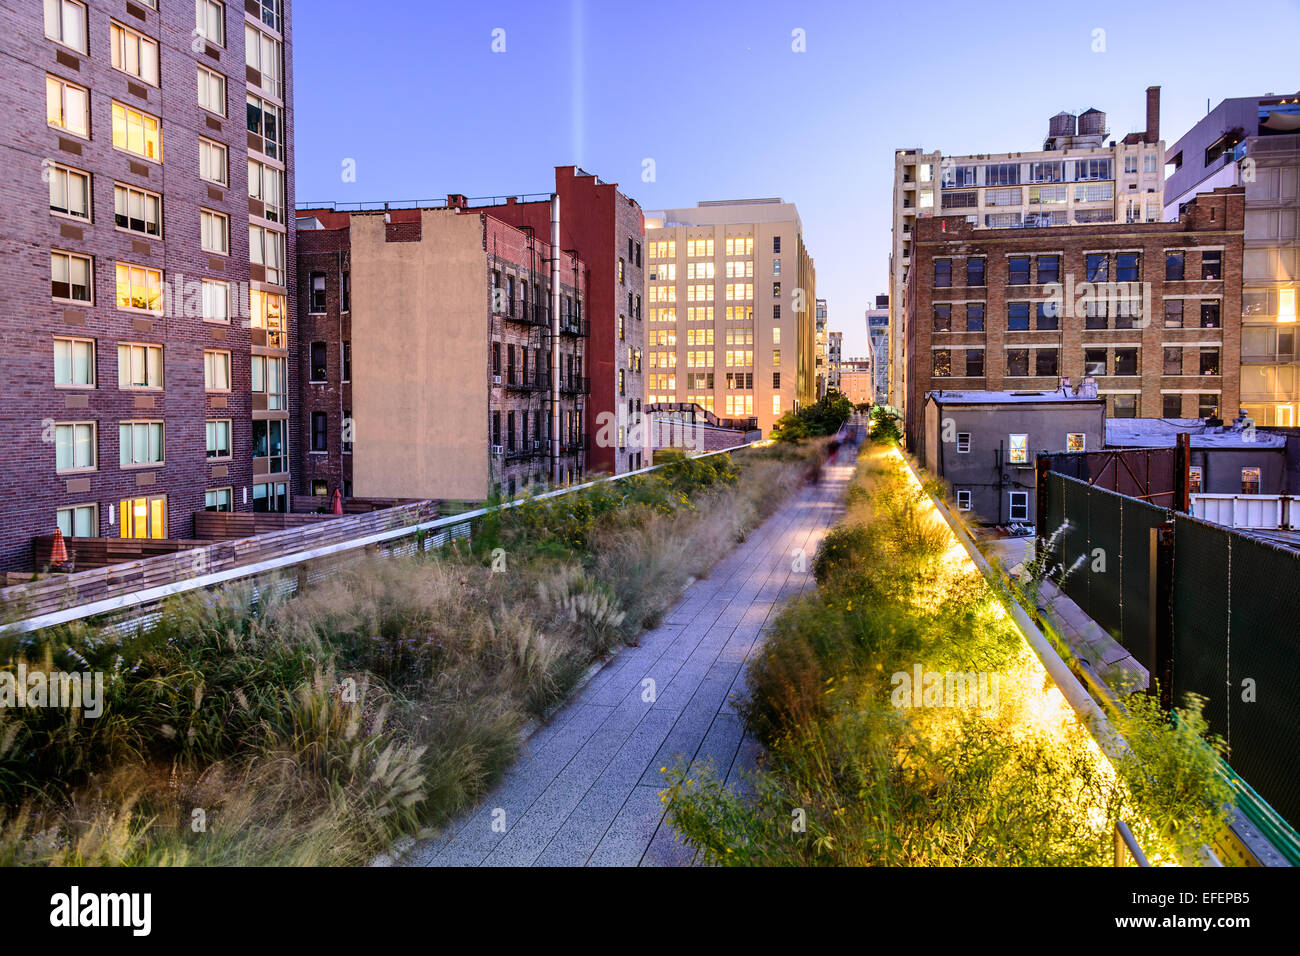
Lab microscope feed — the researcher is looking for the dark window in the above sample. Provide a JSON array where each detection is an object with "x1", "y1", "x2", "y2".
[
  {"x1": 966, "y1": 258, "x2": 986, "y2": 287},
  {"x1": 1037, "y1": 255, "x2": 1060, "y2": 284},
  {"x1": 491, "y1": 342, "x2": 501, "y2": 376},
  {"x1": 1200, "y1": 300, "x2": 1221, "y2": 328},
  {"x1": 1201, "y1": 251, "x2": 1222, "y2": 280},
  {"x1": 1165, "y1": 251, "x2": 1185, "y2": 281},
  {"x1": 310, "y1": 273, "x2": 326, "y2": 312},
  {"x1": 342, "y1": 341, "x2": 351, "y2": 381},
  {"x1": 1036, "y1": 301, "x2": 1059, "y2": 330},
  {"x1": 1163, "y1": 347, "x2": 1182, "y2": 376},
  {"x1": 1114, "y1": 348, "x2": 1138, "y2": 376},
  {"x1": 1008, "y1": 256, "x2": 1031, "y2": 285},
  {"x1": 1006, "y1": 348, "x2": 1029, "y2": 377},
  {"x1": 1113, "y1": 395, "x2": 1138, "y2": 418},
  {"x1": 773, "y1": 372, "x2": 780, "y2": 388},
  {"x1": 341, "y1": 272, "x2": 350, "y2": 312},
  {"x1": 310, "y1": 341, "x2": 327, "y2": 381},
  {"x1": 1086, "y1": 254, "x2": 1108, "y2": 282},
  {"x1": 1163, "y1": 394, "x2": 1183, "y2": 418},
  {"x1": 492, "y1": 411, "x2": 500, "y2": 446},
  {"x1": 1084, "y1": 349, "x2": 1107, "y2": 376},
  {"x1": 1200, "y1": 348, "x2": 1220, "y2": 376},
  {"x1": 1114, "y1": 299, "x2": 1137, "y2": 330},
  {"x1": 1164, "y1": 299, "x2": 1184, "y2": 328},
  {"x1": 773, "y1": 282, "x2": 781, "y2": 298},
  {"x1": 311, "y1": 412, "x2": 327, "y2": 452},
  {"x1": 965, "y1": 348, "x2": 985, "y2": 377},
  {"x1": 932, "y1": 349, "x2": 951, "y2": 377},
  {"x1": 966, "y1": 303, "x2": 985, "y2": 331},
  {"x1": 1199, "y1": 394, "x2": 1218, "y2": 418},
  {"x1": 773, "y1": 236, "x2": 781, "y2": 253},
  {"x1": 1117, "y1": 253, "x2": 1140, "y2": 282},
  {"x1": 773, "y1": 304, "x2": 781, "y2": 320},
  {"x1": 507, "y1": 275, "x2": 515, "y2": 314},
  {"x1": 934, "y1": 259, "x2": 952, "y2": 287},
  {"x1": 507, "y1": 344, "x2": 516, "y2": 384},
  {"x1": 506, "y1": 411, "x2": 515, "y2": 450},
  {"x1": 1008, "y1": 302, "x2": 1030, "y2": 330},
  {"x1": 1085, "y1": 300, "x2": 1108, "y2": 329},
  {"x1": 933, "y1": 304, "x2": 951, "y2": 332},
  {"x1": 342, "y1": 410, "x2": 352, "y2": 452},
  {"x1": 1035, "y1": 349, "x2": 1059, "y2": 377}
]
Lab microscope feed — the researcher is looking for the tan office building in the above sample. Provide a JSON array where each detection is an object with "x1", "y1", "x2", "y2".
[{"x1": 644, "y1": 199, "x2": 816, "y2": 434}]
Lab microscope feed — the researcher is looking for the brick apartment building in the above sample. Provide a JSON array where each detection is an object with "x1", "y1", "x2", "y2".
[
  {"x1": 904, "y1": 187, "x2": 1245, "y2": 448},
  {"x1": 478, "y1": 166, "x2": 648, "y2": 475},
  {"x1": 294, "y1": 202, "x2": 586, "y2": 502},
  {"x1": 0, "y1": 0, "x2": 294, "y2": 571}
]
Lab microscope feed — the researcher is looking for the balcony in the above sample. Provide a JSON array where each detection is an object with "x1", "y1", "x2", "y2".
[
  {"x1": 559, "y1": 376, "x2": 590, "y2": 395},
  {"x1": 506, "y1": 372, "x2": 551, "y2": 392},
  {"x1": 505, "y1": 441, "x2": 545, "y2": 462},
  {"x1": 559, "y1": 317, "x2": 589, "y2": 337},
  {"x1": 503, "y1": 303, "x2": 550, "y2": 327}
]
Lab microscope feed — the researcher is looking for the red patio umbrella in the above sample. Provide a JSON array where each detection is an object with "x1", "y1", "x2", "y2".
[
  {"x1": 331, "y1": 488, "x2": 344, "y2": 515},
  {"x1": 49, "y1": 528, "x2": 69, "y2": 566}
]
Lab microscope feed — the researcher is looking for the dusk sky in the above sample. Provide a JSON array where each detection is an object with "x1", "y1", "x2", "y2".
[{"x1": 293, "y1": 0, "x2": 1300, "y2": 357}]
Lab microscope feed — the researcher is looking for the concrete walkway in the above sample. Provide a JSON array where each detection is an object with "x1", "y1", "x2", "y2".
[{"x1": 403, "y1": 444, "x2": 856, "y2": 867}]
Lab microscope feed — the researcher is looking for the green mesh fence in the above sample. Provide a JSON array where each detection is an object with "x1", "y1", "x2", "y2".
[
  {"x1": 1174, "y1": 514, "x2": 1300, "y2": 831},
  {"x1": 1042, "y1": 471, "x2": 1300, "y2": 829}
]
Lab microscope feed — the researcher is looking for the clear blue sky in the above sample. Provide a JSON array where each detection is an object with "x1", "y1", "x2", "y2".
[{"x1": 293, "y1": 0, "x2": 1300, "y2": 357}]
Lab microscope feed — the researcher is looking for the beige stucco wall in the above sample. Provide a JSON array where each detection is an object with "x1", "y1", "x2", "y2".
[{"x1": 350, "y1": 209, "x2": 489, "y2": 499}]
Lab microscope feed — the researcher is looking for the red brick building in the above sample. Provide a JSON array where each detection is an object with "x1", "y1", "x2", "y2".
[
  {"x1": 0, "y1": 0, "x2": 295, "y2": 570},
  {"x1": 904, "y1": 187, "x2": 1245, "y2": 448},
  {"x1": 478, "y1": 166, "x2": 647, "y2": 475}
]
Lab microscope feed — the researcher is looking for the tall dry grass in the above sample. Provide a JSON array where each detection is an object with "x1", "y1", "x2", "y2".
[{"x1": 0, "y1": 445, "x2": 812, "y2": 866}]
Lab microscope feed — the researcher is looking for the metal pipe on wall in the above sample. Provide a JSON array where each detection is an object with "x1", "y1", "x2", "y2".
[{"x1": 550, "y1": 195, "x2": 562, "y2": 485}]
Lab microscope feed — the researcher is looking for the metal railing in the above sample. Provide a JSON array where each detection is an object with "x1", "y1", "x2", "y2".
[{"x1": 2, "y1": 442, "x2": 762, "y2": 637}]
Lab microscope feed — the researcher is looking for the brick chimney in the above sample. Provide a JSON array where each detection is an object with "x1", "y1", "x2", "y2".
[
  {"x1": 446, "y1": 193, "x2": 468, "y2": 210},
  {"x1": 1145, "y1": 86, "x2": 1160, "y2": 143}
]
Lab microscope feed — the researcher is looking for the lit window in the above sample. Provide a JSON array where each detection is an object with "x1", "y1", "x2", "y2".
[
  {"x1": 1241, "y1": 467, "x2": 1261, "y2": 495},
  {"x1": 46, "y1": 75, "x2": 89, "y2": 138},
  {"x1": 1008, "y1": 434, "x2": 1029, "y2": 464},
  {"x1": 115, "y1": 262, "x2": 164, "y2": 313},
  {"x1": 1066, "y1": 433, "x2": 1086, "y2": 452},
  {"x1": 112, "y1": 101, "x2": 163, "y2": 162},
  {"x1": 249, "y1": 225, "x2": 286, "y2": 284}
]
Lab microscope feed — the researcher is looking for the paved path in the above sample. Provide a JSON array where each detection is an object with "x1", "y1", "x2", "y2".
[{"x1": 404, "y1": 444, "x2": 856, "y2": 867}]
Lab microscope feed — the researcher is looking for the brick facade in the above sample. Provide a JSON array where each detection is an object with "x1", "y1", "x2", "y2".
[
  {"x1": 0, "y1": 0, "x2": 294, "y2": 570},
  {"x1": 293, "y1": 204, "x2": 585, "y2": 501},
  {"x1": 904, "y1": 187, "x2": 1245, "y2": 448},
  {"x1": 478, "y1": 166, "x2": 648, "y2": 475}
]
